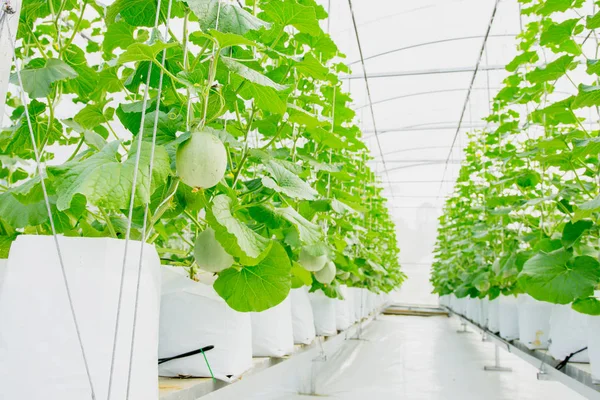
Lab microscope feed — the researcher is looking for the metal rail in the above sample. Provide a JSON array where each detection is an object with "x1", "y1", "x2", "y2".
[{"x1": 445, "y1": 308, "x2": 600, "y2": 399}]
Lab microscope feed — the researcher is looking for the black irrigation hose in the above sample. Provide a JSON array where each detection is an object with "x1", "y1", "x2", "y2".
[
  {"x1": 158, "y1": 345, "x2": 215, "y2": 365},
  {"x1": 555, "y1": 347, "x2": 588, "y2": 371}
]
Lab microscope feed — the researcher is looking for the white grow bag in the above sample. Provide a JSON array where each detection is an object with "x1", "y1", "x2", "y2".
[
  {"x1": 466, "y1": 298, "x2": 481, "y2": 324},
  {"x1": 290, "y1": 287, "x2": 316, "y2": 345},
  {"x1": 348, "y1": 287, "x2": 363, "y2": 321},
  {"x1": 335, "y1": 285, "x2": 352, "y2": 331},
  {"x1": 499, "y1": 295, "x2": 519, "y2": 340},
  {"x1": 588, "y1": 291, "x2": 600, "y2": 381},
  {"x1": 309, "y1": 290, "x2": 337, "y2": 336},
  {"x1": 0, "y1": 235, "x2": 161, "y2": 400},
  {"x1": 251, "y1": 296, "x2": 294, "y2": 357},
  {"x1": 479, "y1": 298, "x2": 489, "y2": 328},
  {"x1": 548, "y1": 304, "x2": 589, "y2": 363},
  {"x1": 517, "y1": 294, "x2": 552, "y2": 350},
  {"x1": 158, "y1": 267, "x2": 252, "y2": 380},
  {"x1": 487, "y1": 297, "x2": 500, "y2": 333}
]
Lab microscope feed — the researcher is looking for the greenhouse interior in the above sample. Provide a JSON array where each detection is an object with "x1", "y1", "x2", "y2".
[{"x1": 0, "y1": 0, "x2": 600, "y2": 398}]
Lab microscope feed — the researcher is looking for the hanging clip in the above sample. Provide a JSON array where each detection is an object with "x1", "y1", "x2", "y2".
[{"x1": 2, "y1": 1, "x2": 15, "y2": 15}]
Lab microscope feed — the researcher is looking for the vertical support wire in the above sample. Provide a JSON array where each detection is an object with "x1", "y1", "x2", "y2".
[
  {"x1": 5, "y1": 12, "x2": 97, "y2": 400},
  {"x1": 123, "y1": 0, "x2": 174, "y2": 398},
  {"x1": 106, "y1": 1, "x2": 163, "y2": 399}
]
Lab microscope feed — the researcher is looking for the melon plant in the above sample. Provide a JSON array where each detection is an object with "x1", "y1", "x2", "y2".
[
  {"x1": 194, "y1": 228, "x2": 234, "y2": 273},
  {"x1": 431, "y1": 0, "x2": 600, "y2": 316},
  {"x1": 0, "y1": 0, "x2": 404, "y2": 313},
  {"x1": 176, "y1": 131, "x2": 228, "y2": 189}
]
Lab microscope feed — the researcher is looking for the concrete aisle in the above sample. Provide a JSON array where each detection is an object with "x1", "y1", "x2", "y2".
[
  {"x1": 230, "y1": 314, "x2": 586, "y2": 400},
  {"x1": 307, "y1": 315, "x2": 586, "y2": 400}
]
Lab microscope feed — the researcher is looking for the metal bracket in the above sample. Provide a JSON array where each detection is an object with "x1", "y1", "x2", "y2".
[
  {"x1": 484, "y1": 345, "x2": 512, "y2": 372},
  {"x1": 456, "y1": 322, "x2": 471, "y2": 334}
]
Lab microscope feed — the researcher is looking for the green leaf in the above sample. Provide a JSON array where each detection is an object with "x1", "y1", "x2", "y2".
[
  {"x1": 214, "y1": 241, "x2": 292, "y2": 312},
  {"x1": 578, "y1": 196, "x2": 600, "y2": 212},
  {"x1": 272, "y1": 206, "x2": 322, "y2": 245},
  {"x1": 107, "y1": 0, "x2": 183, "y2": 27},
  {"x1": 291, "y1": 261, "x2": 313, "y2": 288},
  {"x1": 10, "y1": 58, "x2": 78, "y2": 98},
  {"x1": 562, "y1": 220, "x2": 593, "y2": 247},
  {"x1": 519, "y1": 250, "x2": 600, "y2": 304},
  {"x1": 239, "y1": 83, "x2": 287, "y2": 114},
  {"x1": 572, "y1": 84, "x2": 600, "y2": 108},
  {"x1": 103, "y1": 21, "x2": 136, "y2": 57},
  {"x1": 537, "y1": 0, "x2": 581, "y2": 16},
  {"x1": 48, "y1": 141, "x2": 171, "y2": 211},
  {"x1": 221, "y1": 57, "x2": 287, "y2": 91},
  {"x1": 587, "y1": 11, "x2": 600, "y2": 29},
  {"x1": 572, "y1": 296, "x2": 600, "y2": 316},
  {"x1": 208, "y1": 29, "x2": 257, "y2": 48},
  {"x1": 506, "y1": 51, "x2": 539, "y2": 72},
  {"x1": 186, "y1": 0, "x2": 270, "y2": 35},
  {"x1": 0, "y1": 235, "x2": 17, "y2": 259},
  {"x1": 262, "y1": 161, "x2": 318, "y2": 200},
  {"x1": 261, "y1": 0, "x2": 322, "y2": 36},
  {"x1": 0, "y1": 179, "x2": 50, "y2": 228},
  {"x1": 118, "y1": 41, "x2": 178, "y2": 64},
  {"x1": 207, "y1": 194, "x2": 271, "y2": 265},
  {"x1": 527, "y1": 55, "x2": 575, "y2": 83}
]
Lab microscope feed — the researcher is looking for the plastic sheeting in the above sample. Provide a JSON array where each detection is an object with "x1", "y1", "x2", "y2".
[
  {"x1": 498, "y1": 295, "x2": 519, "y2": 340},
  {"x1": 335, "y1": 286, "x2": 353, "y2": 331},
  {"x1": 479, "y1": 298, "x2": 489, "y2": 328},
  {"x1": 251, "y1": 297, "x2": 295, "y2": 357},
  {"x1": 158, "y1": 267, "x2": 252, "y2": 380},
  {"x1": 548, "y1": 305, "x2": 590, "y2": 363},
  {"x1": 0, "y1": 236, "x2": 161, "y2": 400},
  {"x1": 487, "y1": 298, "x2": 500, "y2": 333},
  {"x1": 290, "y1": 287, "x2": 316, "y2": 345},
  {"x1": 517, "y1": 294, "x2": 552, "y2": 350},
  {"x1": 309, "y1": 290, "x2": 337, "y2": 336}
]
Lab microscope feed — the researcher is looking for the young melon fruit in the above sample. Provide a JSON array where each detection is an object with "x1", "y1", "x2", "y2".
[
  {"x1": 315, "y1": 261, "x2": 336, "y2": 285},
  {"x1": 298, "y1": 247, "x2": 328, "y2": 272},
  {"x1": 194, "y1": 227, "x2": 234, "y2": 273},
  {"x1": 176, "y1": 131, "x2": 227, "y2": 189}
]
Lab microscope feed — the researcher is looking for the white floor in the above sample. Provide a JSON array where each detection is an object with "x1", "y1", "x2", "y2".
[{"x1": 218, "y1": 314, "x2": 587, "y2": 400}]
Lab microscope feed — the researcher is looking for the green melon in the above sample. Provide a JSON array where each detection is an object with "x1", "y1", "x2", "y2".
[
  {"x1": 298, "y1": 247, "x2": 328, "y2": 272},
  {"x1": 176, "y1": 131, "x2": 227, "y2": 189},
  {"x1": 194, "y1": 227, "x2": 234, "y2": 273},
  {"x1": 315, "y1": 261, "x2": 336, "y2": 285}
]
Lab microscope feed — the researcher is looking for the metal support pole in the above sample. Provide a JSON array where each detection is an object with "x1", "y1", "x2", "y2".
[
  {"x1": 0, "y1": 0, "x2": 22, "y2": 127},
  {"x1": 456, "y1": 321, "x2": 471, "y2": 334},
  {"x1": 484, "y1": 345, "x2": 512, "y2": 372}
]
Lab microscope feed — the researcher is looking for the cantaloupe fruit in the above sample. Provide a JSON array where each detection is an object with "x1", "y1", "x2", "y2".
[
  {"x1": 298, "y1": 247, "x2": 328, "y2": 272},
  {"x1": 194, "y1": 227, "x2": 234, "y2": 273},
  {"x1": 176, "y1": 131, "x2": 227, "y2": 189},
  {"x1": 315, "y1": 261, "x2": 336, "y2": 285}
]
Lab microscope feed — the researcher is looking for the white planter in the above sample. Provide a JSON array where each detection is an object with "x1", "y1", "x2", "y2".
[
  {"x1": 439, "y1": 295, "x2": 450, "y2": 308},
  {"x1": 548, "y1": 304, "x2": 589, "y2": 362},
  {"x1": 335, "y1": 286, "x2": 352, "y2": 331},
  {"x1": 0, "y1": 235, "x2": 161, "y2": 400},
  {"x1": 487, "y1": 297, "x2": 500, "y2": 333},
  {"x1": 158, "y1": 267, "x2": 252, "y2": 380},
  {"x1": 466, "y1": 298, "x2": 481, "y2": 324},
  {"x1": 251, "y1": 296, "x2": 294, "y2": 357},
  {"x1": 308, "y1": 290, "x2": 337, "y2": 336},
  {"x1": 454, "y1": 296, "x2": 467, "y2": 316},
  {"x1": 499, "y1": 295, "x2": 519, "y2": 340},
  {"x1": 290, "y1": 287, "x2": 316, "y2": 345},
  {"x1": 517, "y1": 294, "x2": 552, "y2": 350},
  {"x1": 480, "y1": 298, "x2": 489, "y2": 328},
  {"x1": 589, "y1": 291, "x2": 600, "y2": 381}
]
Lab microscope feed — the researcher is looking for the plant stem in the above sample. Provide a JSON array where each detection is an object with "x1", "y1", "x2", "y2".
[{"x1": 99, "y1": 208, "x2": 117, "y2": 238}]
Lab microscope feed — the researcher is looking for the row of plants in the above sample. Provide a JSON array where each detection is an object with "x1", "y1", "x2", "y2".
[
  {"x1": 0, "y1": 0, "x2": 404, "y2": 311},
  {"x1": 431, "y1": 0, "x2": 600, "y2": 315}
]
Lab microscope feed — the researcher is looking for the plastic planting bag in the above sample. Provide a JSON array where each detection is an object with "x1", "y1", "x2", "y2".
[
  {"x1": 0, "y1": 258, "x2": 7, "y2": 294},
  {"x1": 290, "y1": 287, "x2": 316, "y2": 345},
  {"x1": 348, "y1": 287, "x2": 363, "y2": 321},
  {"x1": 479, "y1": 298, "x2": 489, "y2": 328},
  {"x1": 487, "y1": 298, "x2": 500, "y2": 333},
  {"x1": 251, "y1": 296, "x2": 294, "y2": 357},
  {"x1": 158, "y1": 267, "x2": 252, "y2": 380},
  {"x1": 309, "y1": 290, "x2": 337, "y2": 336},
  {"x1": 439, "y1": 295, "x2": 450, "y2": 308},
  {"x1": 466, "y1": 298, "x2": 481, "y2": 324},
  {"x1": 335, "y1": 286, "x2": 352, "y2": 331},
  {"x1": 517, "y1": 295, "x2": 552, "y2": 350},
  {"x1": 589, "y1": 291, "x2": 600, "y2": 381},
  {"x1": 499, "y1": 295, "x2": 519, "y2": 340},
  {"x1": 0, "y1": 236, "x2": 161, "y2": 400},
  {"x1": 548, "y1": 304, "x2": 589, "y2": 363}
]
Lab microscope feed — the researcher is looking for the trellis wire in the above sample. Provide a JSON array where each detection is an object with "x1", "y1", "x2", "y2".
[
  {"x1": 124, "y1": 0, "x2": 175, "y2": 397},
  {"x1": 105, "y1": 0, "x2": 164, "y2": 398},
  {"x1": 4, "y1": 7, "x2": 97, "y2": 400}
]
